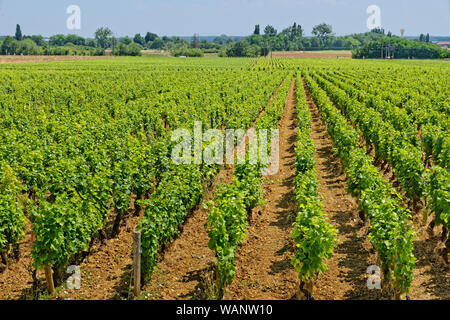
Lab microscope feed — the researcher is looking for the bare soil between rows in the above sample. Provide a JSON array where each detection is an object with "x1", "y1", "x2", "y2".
[
  {"x1": 225, "y1": 78, "x2": 299, "y2": 300},
  {"x1": 312, "y1": 77, "x2": 449, "y2": 299},
  {"x1": 302, "y1": 78, "x2": 382, "y2": 300}
]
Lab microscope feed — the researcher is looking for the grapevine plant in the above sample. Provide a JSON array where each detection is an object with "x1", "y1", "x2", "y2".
[{"x1": 291, "y1": 77, "x2": 337, "y2": 299}]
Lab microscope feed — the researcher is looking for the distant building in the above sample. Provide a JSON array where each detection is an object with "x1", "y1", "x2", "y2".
[{"x1": 436, "y1": 41, "x2": 450, "y2": 49}]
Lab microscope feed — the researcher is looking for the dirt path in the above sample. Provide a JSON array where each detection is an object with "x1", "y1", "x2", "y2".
[
  {"x1": 409, "y1": 225, "x2": 450, "y2": 300},
  {"x1": 302, "y1": 79, "x2": 381, "y2": 300},
  {"x1": 224, "y1": 78, "x2": 299, "y2": 300}
]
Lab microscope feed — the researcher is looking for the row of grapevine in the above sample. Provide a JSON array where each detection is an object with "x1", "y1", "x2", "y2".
[
  {"x1": 205, "y1": 163, "x2": 263, "y2": 292},
  {"x1": 0, "y1": 59, "x2": 288, "y2": 284},
  {"x1": 137, "y1": 70, "x2": 289, "y2": 282},
  {"x1": 333, "y1": 67, "x2": 449, "y2": 117},
  {"x1": 325, "y1": 70, "x2": 449, "y2": 166},
  {"x1": 205, "y1": 75, "x2": 291, "y2": 293},
  {"x1": 290, "y1": 77, "x2": 337, "y2": 299},
  {"x1": 311, "y1": 72, "x2": 449, "y2": 241},
  {"x1": 311, "y1": 72, "x2": 426, "y2": 203},
  {"x1": 305, "y1": 74, "x2": 416, "y2": 298},
  {"x1": 0, "y1": 162, "x2": 25, "y2": 265},
  {"x1": 318, "y1": 71, "x2": 419, "y2": 147}
]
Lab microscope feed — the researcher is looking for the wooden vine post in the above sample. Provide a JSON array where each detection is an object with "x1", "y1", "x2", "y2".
[
  {"x1": 133, "y1": 230, "x2": 142, "y2": 297},
  {"x1": 44, "y1": 264, "x2": 55, "y2": 294}
]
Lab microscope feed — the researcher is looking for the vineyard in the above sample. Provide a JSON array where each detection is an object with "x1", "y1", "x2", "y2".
[{"x1": 0, "y1": 57, "x2": 448, "y2": 300}]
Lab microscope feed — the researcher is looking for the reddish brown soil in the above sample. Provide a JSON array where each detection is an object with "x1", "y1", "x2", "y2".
[
  {"x1": 272, "y1": 51, "x2": 352, "y2": 59},
  {"x1": 224, "y1": 78, "x2": 299, "y2": 300},
  {"x1": 57, "y1": 210, "x2": 143, "y2": 300},
  {"x1": 0, "y1": 56, "x2": 112, "y2": 64},
  {"x1": 0, "y1": 198, "x2": 145, "y2": 300},
  {"x1": 0, "y1": 222, "x2": 41, "y2": 300},
  {"x1": 409, "y1": 224, "x2": 450, "y2": 300},
  {"x1": 302, "y1": 79, "x2": 382, "y2": 300},
  {"x1": 364, "y1": 142, "x2": 449, "y2": 300},
  {"x1": 313, "y1": 79, "x2": 449, "y2": 299},
  {"x1": 141, "y1": 169, "x2": 234, "y2": 300}
]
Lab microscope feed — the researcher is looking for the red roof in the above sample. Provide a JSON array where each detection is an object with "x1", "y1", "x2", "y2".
[{"x1": 437, "y1": 41, "x2": 450, "y2": 45}]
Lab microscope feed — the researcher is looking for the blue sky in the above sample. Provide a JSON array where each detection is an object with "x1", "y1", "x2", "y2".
[{"x1": 0, "y1": 0, "x2": 449, "y2": 37}]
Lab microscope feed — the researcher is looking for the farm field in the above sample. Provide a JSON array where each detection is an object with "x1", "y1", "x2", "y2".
[
  {"x1": 271, "y1": 51, "x2": 352, "y2": 59},
  {"x1": 0, "y1": 56, "x2": 448, "y2": 301},
  {"x1": 0, "y1": 56, "x2": 113, "y2": 64}
]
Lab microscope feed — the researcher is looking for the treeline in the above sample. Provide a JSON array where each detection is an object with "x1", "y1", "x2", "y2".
[
  {"x1": 220, "y1": 24, "x2": 392, "y2": 57},
  {"x1": 221, "y1": 24, "x2": 448, "y2": 59},
  {"x1": 353, "y1": 37, "x2": 450, "y2": 59},
  {"x1": 0, "y1": 24, "x2": 212, "y2": 57},
  {"x1": 1, "y1": 23, "x2": 448, "y2": 59},
  {"x1": 0, "y1": 36, "x2": 105, "y2": 56},
  {"x1": 0, "y1": 25, "x2": 105, "y2": 56}
]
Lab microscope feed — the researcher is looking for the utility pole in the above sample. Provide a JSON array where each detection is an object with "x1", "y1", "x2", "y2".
[{"x1": 112, "y1": 36, "x2": 116, "y2": 56}]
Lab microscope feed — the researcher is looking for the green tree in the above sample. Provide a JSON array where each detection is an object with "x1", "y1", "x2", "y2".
[
  {"x1": 226, "y1": 40, "x2": 260, "y2": 57},
  {"x1": 264, "y1": 25, "x2": 277, "y2": 37},
  {"x1": 120, "y1": 37, "x2": 133, "y2": 45},
  {"x1": 29, "y1": 35, "x2": 45, "y2": 46},
  {"x1": 15, "y1": 24, "x2": 23, "y2": 41},
  {"x1": 1, "y1": 36, "x2": 16, "y2": 54},
  {"x1": 292, "y1": 22, "x2": 303, "y2": 39},
  {"x1": 133, "y1": 33, "x2": 145, "y2": 46},
  {"x1": 118, "y1": 43, "x2": 142, "y2": 56},
  {"x1": 371, "y1": 27, "x2": 385, "y2": 35},
  {"x1": 145, "y1": 32, "x2": 158, "y2": 43},
  {"x1": 312, "y1": 23, "x2": 334, "y2": 41},
  {"x1": 310, "y1": 36, "x2": 324, "y2": 49},
  {"x1": 150, "y1": 38, "x2": 164, "y2": 49},
  {"x1": 66, "y1": 34, "x2": 85, "y2": 46},
  {"x1": 17, "y1": 39, "x2": 40, "y2": 55},
  {"x1": 49, "y1": 34, "x2": 67, "y2": 46},
  {"x1": 86, "y1": 39, "x2": 97, "y2": 47},
  {"x1": 247, "y1": 34, "x2": 264, "y2": 46},
  {"x1": 214, "y1": 35, "x2": 229, "y2": 45},
  {"x1": 425, "y1": 33, "x2": 430, "y2": 43},
  {"x1": 95, "y1": 27, "x2": 113, "y2": 49},
  {"x1": 253, "y1": 25, "x2": 260, "y2": 35}
]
